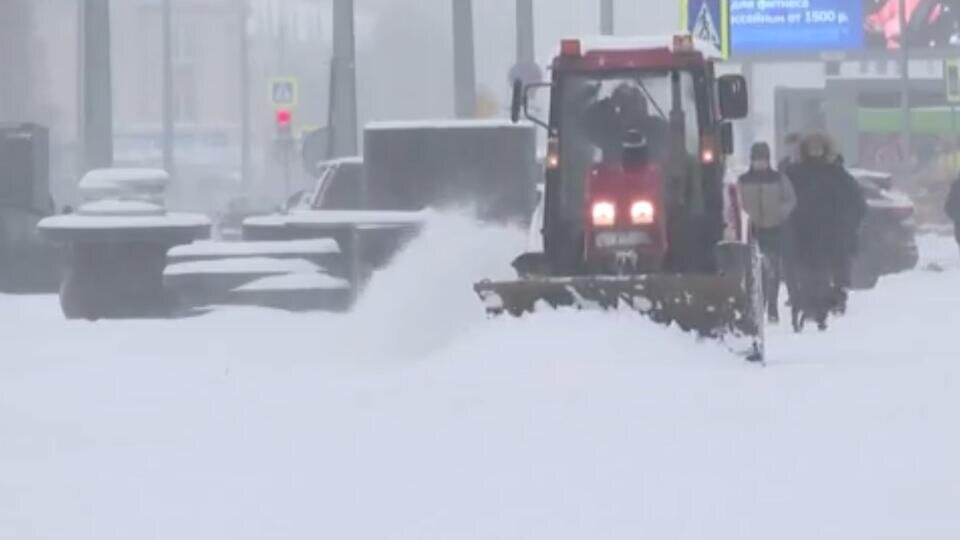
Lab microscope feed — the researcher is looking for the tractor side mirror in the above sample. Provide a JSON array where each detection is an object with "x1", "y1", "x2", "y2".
[
  {"x1": 511, "y1": 80, "x2": 552, "y2": 130},
  {"x1": 510, "y1": 79, "x2": 524, "y2": 123},
  {"x1": 720, "y1": 122, "x2": 735, "y2": 155},
  {"x1": 717, "y1": 74, "x2": 748, "y2": 120}
]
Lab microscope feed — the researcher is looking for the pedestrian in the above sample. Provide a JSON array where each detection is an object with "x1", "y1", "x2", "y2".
[
  {"x1": 739, "y1": 142, "x2": 797, "y2": 323},
  {"x1": 782, "y1": 133, "x2": 851, "y2": 332},
  {"x1": 830, "y1": 153, "x2": 867, "y2": 314},
  {"x1": 946, "y1": 174, "x2": 960, "y2": 253}
]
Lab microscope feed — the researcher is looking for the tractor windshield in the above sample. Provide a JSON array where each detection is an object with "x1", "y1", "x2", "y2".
[{"x1": 554, "y1": 69, "x2": 704, "y2": 226}]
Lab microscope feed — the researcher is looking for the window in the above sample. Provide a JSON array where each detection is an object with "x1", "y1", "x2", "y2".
[{"x1": 555, "y1": 70, "x2": 704, "y2": 223}]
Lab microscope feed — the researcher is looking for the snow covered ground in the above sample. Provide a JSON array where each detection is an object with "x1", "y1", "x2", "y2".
[{"x1": 2, "y1": 215, "x2": 960, "y2": 540}]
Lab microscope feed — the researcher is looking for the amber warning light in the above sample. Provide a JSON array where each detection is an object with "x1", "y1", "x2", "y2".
[
  {"x1": 560, "y1": 39, "x2": 582, "y2": 57},
  {"x1": 672, "y1": 34, "x2": 695, "y2": 52}
]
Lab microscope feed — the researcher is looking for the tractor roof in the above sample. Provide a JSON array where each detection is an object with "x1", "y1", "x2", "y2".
[
  {"x1": 575, "y1": 35, "x2": 722, "y2": 59},
  {"x1": 552, "y1": 35, "x2": 722, "y2": 72}
]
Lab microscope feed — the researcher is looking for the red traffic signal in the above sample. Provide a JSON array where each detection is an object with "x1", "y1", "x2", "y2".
[{"x1": 275, "y1": 108, "x2": 292, "y2": 126}]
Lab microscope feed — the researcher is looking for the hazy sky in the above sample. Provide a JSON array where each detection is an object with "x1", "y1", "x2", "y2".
[{"x1": 352, "y1": 0, "x2": 679, "y2": 121}]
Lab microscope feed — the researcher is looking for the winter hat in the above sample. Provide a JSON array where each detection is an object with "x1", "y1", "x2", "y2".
[{"x1": 750, "y1": 142, "x2": 771, "y2": 161}]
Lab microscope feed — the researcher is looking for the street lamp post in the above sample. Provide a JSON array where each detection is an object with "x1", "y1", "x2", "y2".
[
  {"x1": 238, "y1": 0, "x2": 251, "y2": 188},
  {"x1": 162, "y1": 0, "x2": 175, "y2": 180},
  {"x1": 898, "y1": 0, "x2": 912, "y2": 170},
  {"x1": 81, "y1": 0, "x2": 114, "y2": 172},
  {"x1": 600, "y1": 0, "x2": 614, "y2": 35},
  {"x1": 452, "y1": 0, "x2": 477, "y2": 119},
  {"x1": 516, "y1": 0, "x2": 534, "y2": 65},
  {"x1": 331, "y1": 0, "x2": 359, "y2": 157}
]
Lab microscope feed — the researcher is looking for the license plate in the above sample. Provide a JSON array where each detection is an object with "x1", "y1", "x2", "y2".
[{"x1": 595, "y1": 230, "x2": 651, "y2": 249}]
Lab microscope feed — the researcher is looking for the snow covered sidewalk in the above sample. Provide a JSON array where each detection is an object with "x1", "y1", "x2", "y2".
[{"x1": 1, "y1": 221, "x2": 959, "y2": 540}]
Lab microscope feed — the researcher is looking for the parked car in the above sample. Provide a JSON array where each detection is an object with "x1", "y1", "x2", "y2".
[
  {"x1": 173, "y1": 121, "x2": 539, "y2": 314},
  {"x1": 291, "y1": 157, "x2": 365, "y2": 212},
  {"x1": 849, "y1": 168, "x2": 919, "y2": 289}
]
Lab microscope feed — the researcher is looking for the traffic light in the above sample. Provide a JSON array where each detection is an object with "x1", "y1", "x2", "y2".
[
  {"x1": 275, "y1": 108, "x2": 293, "y2": 139},
  {"x1": 272, "y1": 108, "x2": 295, "y2": 196}
]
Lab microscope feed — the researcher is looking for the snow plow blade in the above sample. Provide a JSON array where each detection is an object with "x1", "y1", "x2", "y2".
[{"x1": 474, "y1": 273, "x2": 761, "y2": 340}]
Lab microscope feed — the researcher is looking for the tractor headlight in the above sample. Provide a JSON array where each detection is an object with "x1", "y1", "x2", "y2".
[
  {"x1": 630, "y1": 200, "x2": 655, "y2": 225},
  {"x1": 591, "y1": 201, "x2": 616, "y2": 227}
]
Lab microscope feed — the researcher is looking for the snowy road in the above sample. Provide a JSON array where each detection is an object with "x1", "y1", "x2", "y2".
[{"x1": 2, "y1": 216, "x2": 959, "y2": 540}]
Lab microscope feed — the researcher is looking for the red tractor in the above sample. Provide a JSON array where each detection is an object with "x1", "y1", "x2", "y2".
[{"x1": 475, "y1": 35, "x2": 764, "y2": 361}]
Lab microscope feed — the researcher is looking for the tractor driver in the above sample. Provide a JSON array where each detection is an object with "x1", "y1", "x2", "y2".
[
  {"x1": 580, "y1": 81, "x2": 698, "y2": 216},
  {"x1": 581, "y1": 82, "x2": 666, "y2": 165}
]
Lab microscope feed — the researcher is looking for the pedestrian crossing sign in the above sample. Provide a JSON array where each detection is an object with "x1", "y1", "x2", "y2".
[
  {"x1": 269, "y1": 78, "x2": 299, "y2": 107},
  {"x1": 680, "y1": 0, "x2": 730, "y2": 59}
]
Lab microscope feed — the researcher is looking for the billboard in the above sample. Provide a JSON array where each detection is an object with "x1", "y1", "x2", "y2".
[
  {"x1": 730, "y1": 1, "x2": 863, "y2": 53},
  {"x1": 863, "y1": 0, "x2": 960, "y2": 51},
  {"x1": 707, "y1": 0, "x2": 960, "y2": 56}
]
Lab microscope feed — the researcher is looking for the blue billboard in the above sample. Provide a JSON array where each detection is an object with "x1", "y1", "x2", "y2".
[
  {"x1": 730, "y1": 0, "x2": 864, "y2": 53},
  {"x1": 686, "y1": 1, "x2": 960, "y2": 56}
]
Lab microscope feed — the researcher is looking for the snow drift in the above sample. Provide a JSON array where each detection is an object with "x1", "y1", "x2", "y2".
[{"x1": 2, "y1": 216, "x2": 960, "y2": 540}]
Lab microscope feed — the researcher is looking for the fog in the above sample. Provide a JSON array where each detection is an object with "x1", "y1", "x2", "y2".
[
  {"x1": 1, "y1": 0, "x2": 675, "y2": 210},
  {"x1": 4, "y1": 1, "x2": 960, "y2": 223},
  {"x1": 2, "y1": 2, "x2": 957, "y2": 252}
]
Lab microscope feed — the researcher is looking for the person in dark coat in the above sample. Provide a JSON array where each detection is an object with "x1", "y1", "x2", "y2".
[
  {"x1": 580, "y1": 82, "x2": 667, "y2": 165},
  {"x1": 782, "y1": 133, "x2": 855, "y2": 332},
  {"x1": 829, "y1": 153, "x2": 868, "y2": 314},
  {"x1": 739, "y1": 142, "x2": 797, "y2": 323},
  {"x1": 947, "y1": 175, "x2": 960, "y2": 252}
]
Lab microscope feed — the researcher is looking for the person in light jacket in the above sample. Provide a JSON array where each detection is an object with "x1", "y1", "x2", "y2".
[{"x1": 739, "y1": 142, "x2": 797, "y2": 323}]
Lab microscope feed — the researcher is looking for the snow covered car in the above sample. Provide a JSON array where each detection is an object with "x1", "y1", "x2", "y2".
[
  {"x1": 272, "y1": 157, "x2": 365, "y2": 215},
  {"x1": 849, "y1": 169, "x2": 919, "y2": 289},
  {"x1": 168, "y1": 121, "x2": 540, "y2": 314},
  {"x1": 242, "y1": 156, "x2": 424, "y2": 275},
  {"x1": 300, "y1": 156, "x2": 364, "y2": 211},
  {"x1": 213, "y1": 158, "x2": 366, "y2": 241},
  {"x1": 243, "y1": 157, "x2": 367, "y2": 241},
  {"x1": 166, "y1": 158, "x2": 423, "y2": 313}
]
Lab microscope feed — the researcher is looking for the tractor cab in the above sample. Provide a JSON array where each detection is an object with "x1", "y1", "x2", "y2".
[
  {"x1": 513, "y1": 35, "x2": 747, "y2": 276},
  {"x1": 478, "y1": 35, "x2": 764, "y2": 362}
]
